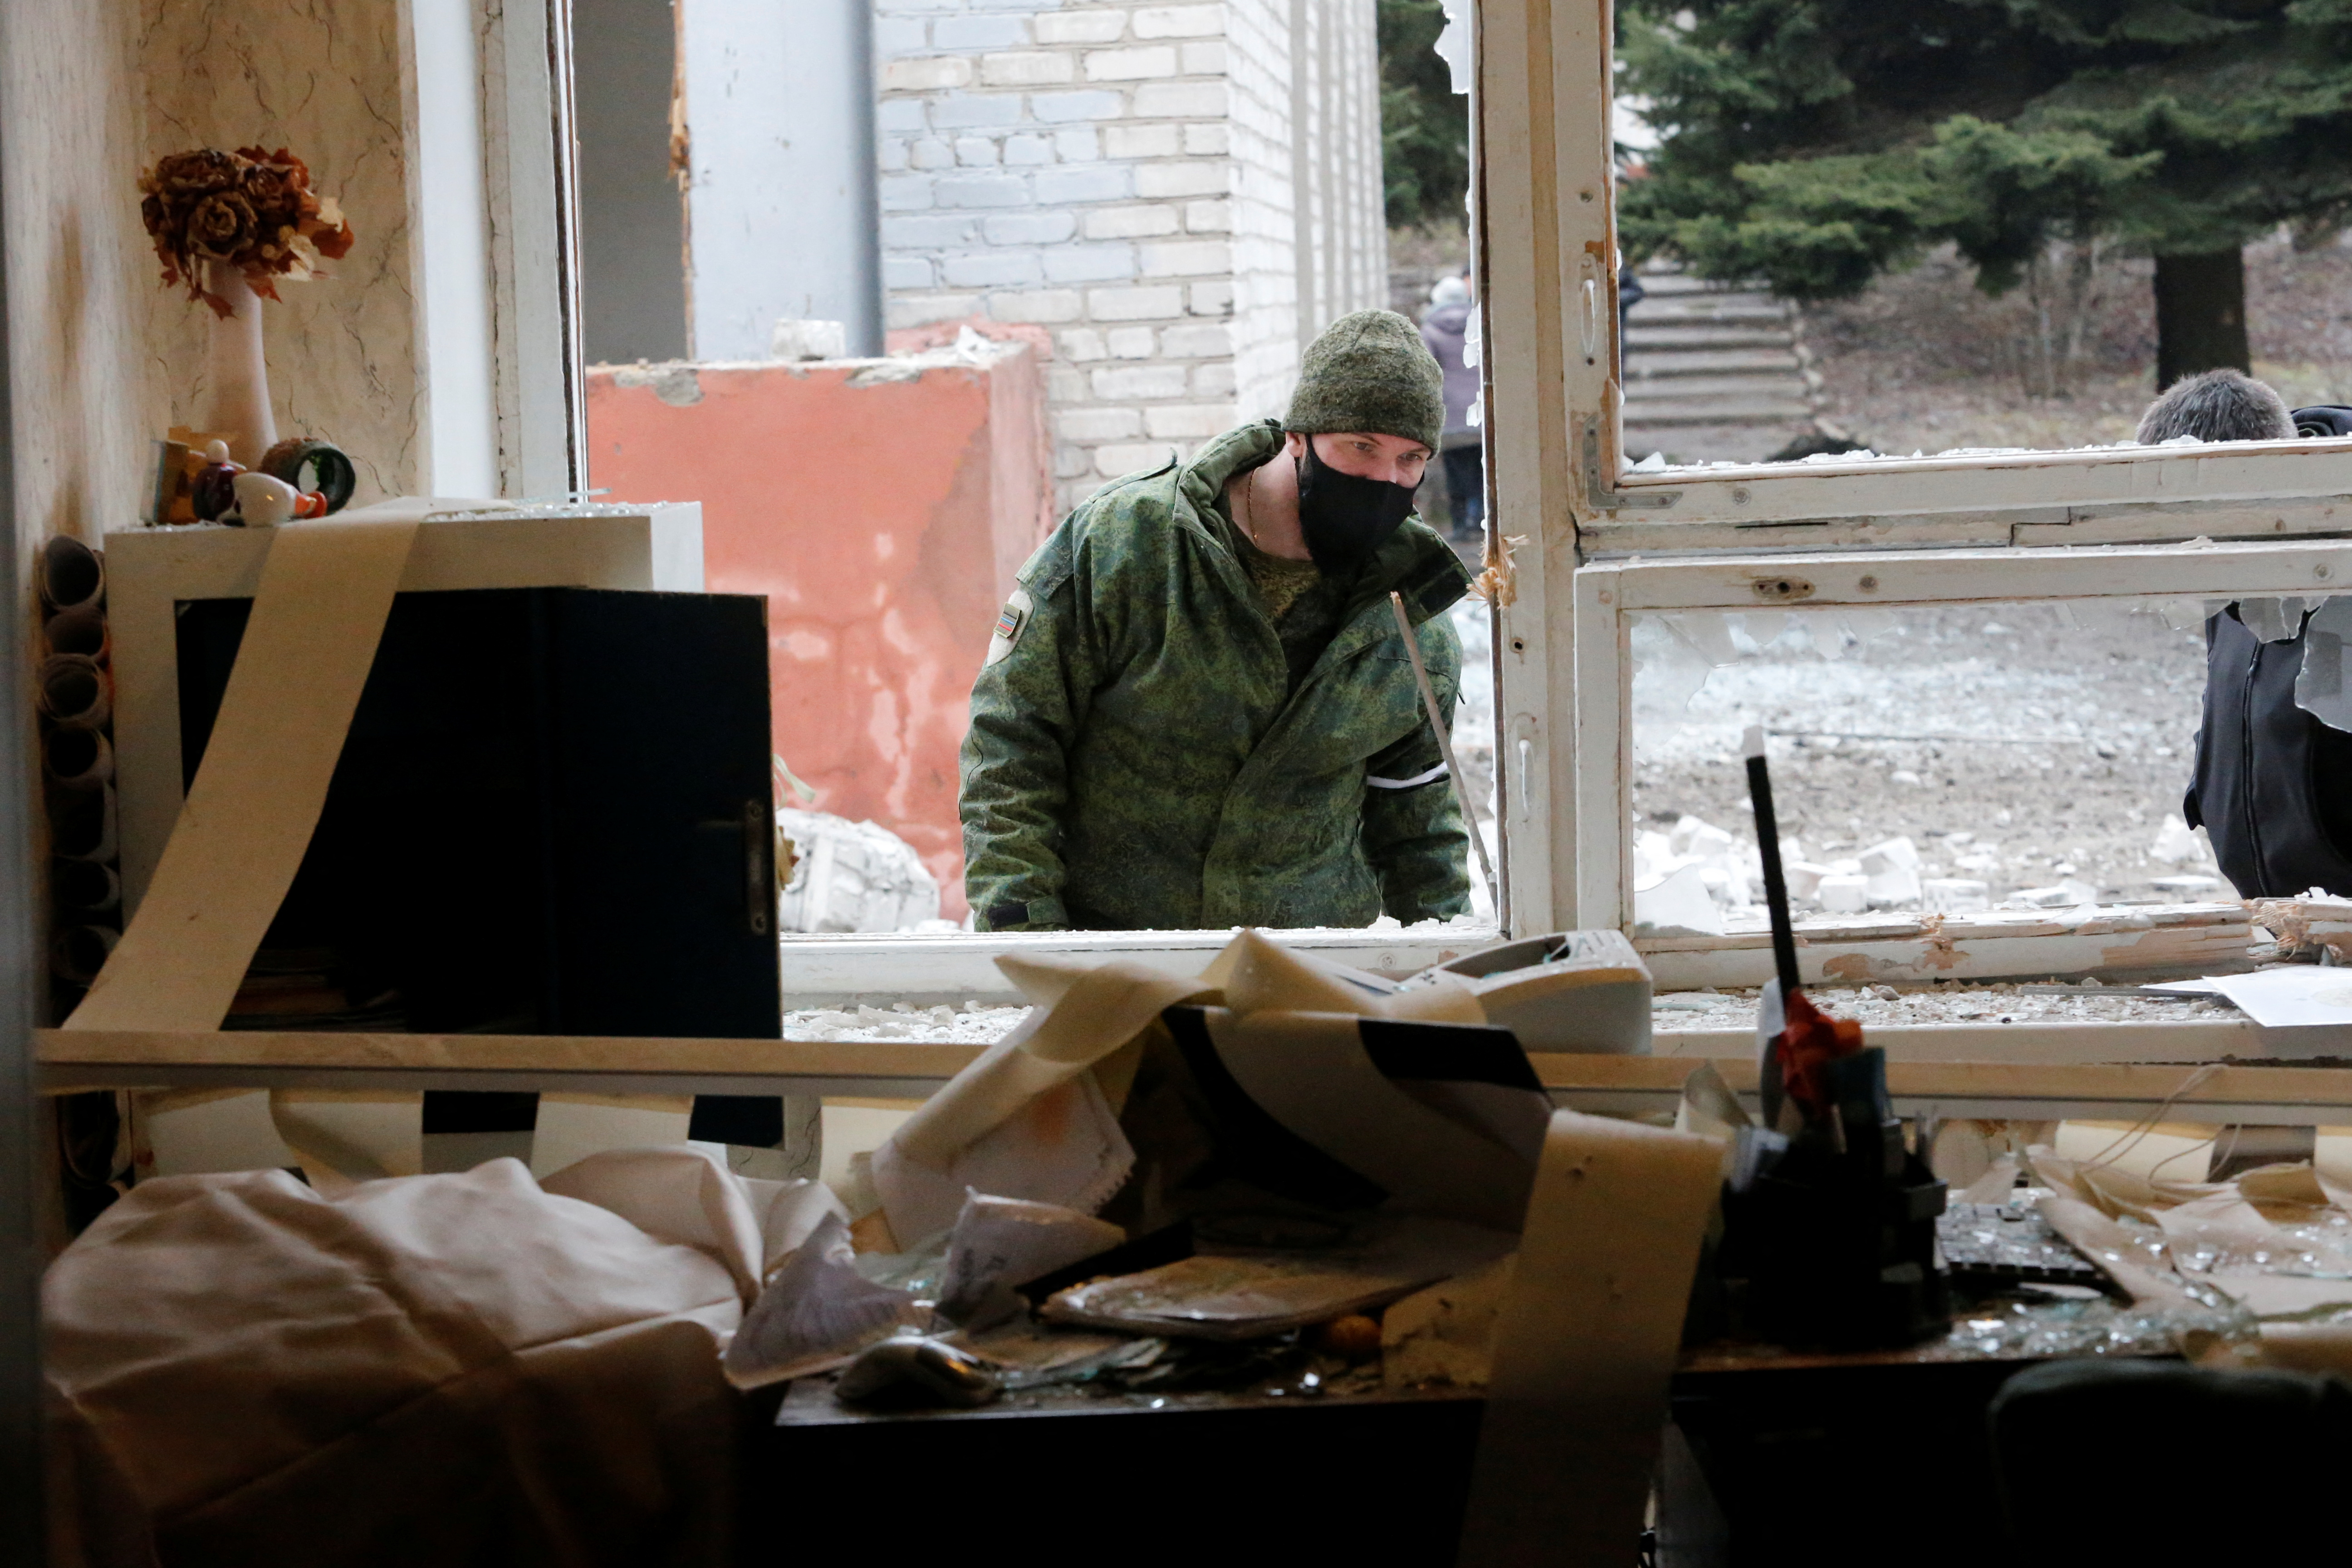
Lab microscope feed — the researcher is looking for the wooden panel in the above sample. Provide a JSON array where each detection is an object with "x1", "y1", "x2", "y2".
[
  {"x1": 1639, "y1": 908, "x2": 2254, "y2": 990},
  {"x1": 767, "y1": 925, "x2": 1504, "y2": 1004},
  {"x1": 1573, "y1": 562, "x2": 1627, "y2": 929},
  {"x1": 1477, "y1": 0, "x2": 1572, "y2": 934},
  {"x1": 35, "y1": 1027, "x2": 979, "y2": 1075},
  {"x1": 44, "y1": 1025, "x2": 2352, "y2": 1127},
  {"x1": 1597, "y1": 435, "x2": 2352, "y2": 538},
  {"x1": 1603, "y1": 536, "x2": 2352, "y2": 612},
  {"x1": 482, "y1": 0, "x2": 587, "y2": 498},
  {"x1": 1650, "y1": 1019, "x2": 2274, "y2": 1066},
  {"x1": 1536, "y1": 1054, "x2": 2352, "y2": 1125}
]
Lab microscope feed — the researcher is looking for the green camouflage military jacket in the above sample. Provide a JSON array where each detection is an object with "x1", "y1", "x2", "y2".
[{"x1": 960, "y1": 419, "x2": 1475, "y2": 932}]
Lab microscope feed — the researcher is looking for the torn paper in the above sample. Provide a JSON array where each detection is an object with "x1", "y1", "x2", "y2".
[
  {"x1": 937, "y1": 1192, "x2": 1123, "y2": 1327},
  {"x1": 871, "y1": 956, "x2": 1217, "y2": 1243},
  {"x1": 723, "y1": 1211, "x2": 931, "y2": 1388}
]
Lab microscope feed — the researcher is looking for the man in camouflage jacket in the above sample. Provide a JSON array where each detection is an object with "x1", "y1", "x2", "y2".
[{"x1": 959, "y1": 310, "x2": 1476, "y2": 931}]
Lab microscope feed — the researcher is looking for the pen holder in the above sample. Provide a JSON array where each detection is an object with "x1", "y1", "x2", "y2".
[{"x1": 1719, "y1": 1049, "x2": 1952, "y2": 1349}]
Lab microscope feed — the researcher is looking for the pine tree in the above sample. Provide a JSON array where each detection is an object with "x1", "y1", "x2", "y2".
[
  {"x1": 1617, "y1": 0, "x2": 2352, "y2": 386},
  {"x1": 1381, "y1": 0, "x2": 1471, "y2": 230}
]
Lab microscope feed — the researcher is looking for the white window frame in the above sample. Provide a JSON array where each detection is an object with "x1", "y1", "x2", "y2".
[
  {"x1": 469, "y1": 0, "x2": 588, "y2": 499},
  {"x1": 1472, "y1": 0, "x2": 2352, "y2": 946},
  {"x1": 466, "y1": 5, "x2": 1516, "y2": 1002},
  {"x1": 476, "y1": 0, "x2": 2352, "y2": 999},
  {"x1": 1574, "y1": 534, "x2": 2352, "y2": 938},
  {"x1": 1485, "y1": 0, "x2": 2352, "y2": 554}
]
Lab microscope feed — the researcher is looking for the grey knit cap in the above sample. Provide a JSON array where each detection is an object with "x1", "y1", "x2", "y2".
[{"x1": 1284, "y1": 309, "x2": 1447, "y2": 452}]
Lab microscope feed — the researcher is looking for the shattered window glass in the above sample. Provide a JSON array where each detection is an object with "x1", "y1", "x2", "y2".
[{"x1": 1626, "y1": 598, "x2": 2262, "y2": 935}]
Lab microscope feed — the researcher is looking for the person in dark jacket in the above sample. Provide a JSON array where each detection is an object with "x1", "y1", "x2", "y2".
[
  {"x1": 2156, "y1": 372, "x2": 2352, "y2": 894},
  {"x1": 1419, "y1": 274, "x2": 1484, "y2": 542}
]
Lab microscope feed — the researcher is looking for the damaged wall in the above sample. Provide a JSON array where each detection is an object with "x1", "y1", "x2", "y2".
[{"x1": 584, "y1": 340, "x2": 1054, "y2": 919}]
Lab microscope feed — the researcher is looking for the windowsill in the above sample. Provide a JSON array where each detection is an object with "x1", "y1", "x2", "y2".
[
  {"x1": 774, "y1": 922, "x2": 1505, "y2": 1005},
  {"x1": 1632, "y1": 902, "x2": 2249, "y2": 990}
]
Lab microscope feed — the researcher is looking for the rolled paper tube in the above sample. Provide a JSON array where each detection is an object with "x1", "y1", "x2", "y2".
[
  {"x1": 44, "y1": 603, "x2": 110, "y2": 663},
  {"x1": 51, "y1": 787, "x2": 118, "y2": 863},
  {"x1": 260, "y1": 437, "x2": 359, "y2": 514},
  {"x1": 52, "y1": 859, "x2": 120, "y2": 916},
  {"x1": 43, "y1": 727, "x2": 115, "y2": 792},
  {"x1": 37, "y1": 655, "x2": 112, "y2": 728},
  {"x1": 50, "y1": 924, "x2": 120, "y2": 988},
  {"x1": 39, "y1": 535, "x2": 104, "y2": 611}
]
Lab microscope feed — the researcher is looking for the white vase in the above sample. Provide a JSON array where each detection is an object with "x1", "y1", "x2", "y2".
[{"x1": 200, "y1": 259, "x2": 278, "y2": 468}]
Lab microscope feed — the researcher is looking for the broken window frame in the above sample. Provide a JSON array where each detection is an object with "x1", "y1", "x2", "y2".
[
  {"x1": 1488, "y1": 0, "x2": 2352, "y2": 554},
  {"x1": 1572, "y1": 537, "x2": 2352, "y2": 975},
  {"x1": 446, "y1": 0, "x2": 588, "y2": 499},
  {"x1": 1469, "y1": 0, "x2": 2352, "y2": 958}
]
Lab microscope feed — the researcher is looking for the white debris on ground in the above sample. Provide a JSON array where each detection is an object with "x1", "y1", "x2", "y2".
[
  {"x1": 1651, "y1": 980, "x2": 2242, "y2": 1032},
  {"x1": 1365, "y1": 911, "x2": 1494, "y2": 933},
  {"x1": 777, "y1": 808, "x2": 947, "y2": 934},
  {"x1": 782, "y1": 1001, "x2": 1030, "y2": 1042},
  {"x1": 1629, "y1": 601, "x2": 2229, "y2": 928}
]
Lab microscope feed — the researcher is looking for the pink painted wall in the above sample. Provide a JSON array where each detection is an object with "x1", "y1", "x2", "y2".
[{"x1": 587, "y1": 346, "x2": 1053, "y2": 920}]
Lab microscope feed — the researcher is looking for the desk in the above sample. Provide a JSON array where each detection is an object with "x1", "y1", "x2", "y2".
[
  {"x1": 1666, "y1": 1333, "x2": 2178, "y2": 1568},
  {"x1": 41, "y1": 1029, "x2": 2352, "y2": 1125},
  {"x1": 746, "y1": 1299, "x2": 2164, "y2": 1568}
]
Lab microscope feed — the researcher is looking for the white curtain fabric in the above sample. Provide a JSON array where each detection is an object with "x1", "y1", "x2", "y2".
[{"x1": 42, "y1": 1148, "x2": 834, "y2": 1568}]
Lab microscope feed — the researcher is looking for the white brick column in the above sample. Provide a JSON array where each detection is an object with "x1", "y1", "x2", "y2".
[{"x1": 874, "y1": 0, "x2": 1386, "y2": 512}]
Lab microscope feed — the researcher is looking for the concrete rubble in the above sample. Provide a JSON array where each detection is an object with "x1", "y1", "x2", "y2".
[
  {"x1": 777, "y1": 808, "x2": 948, "y2": 934},
  {"x1": 782, "y1": 1000, "x2": 1029, "y2": 1043},
  {"x1": 1630, "y1": 806, "x2": 2216, "y2": 936},
  {"x1": 1630, "y1": 601, "x2": 2231, "y2": 924}
]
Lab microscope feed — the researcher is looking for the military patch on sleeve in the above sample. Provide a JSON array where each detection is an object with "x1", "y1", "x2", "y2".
[{"x1": 985, "y1": 587, "x2": 1034, "y2": 667}]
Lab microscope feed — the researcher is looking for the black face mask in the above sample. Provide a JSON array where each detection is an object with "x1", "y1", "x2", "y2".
[{"x1": 1294, "y1": 436, "x2": 1418, "y2": 577}]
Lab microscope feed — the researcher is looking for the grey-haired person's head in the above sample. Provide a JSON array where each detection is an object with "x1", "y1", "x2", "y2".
[{"x1": 2136, "y1": 368, "x2": 2293, "y2": 445}]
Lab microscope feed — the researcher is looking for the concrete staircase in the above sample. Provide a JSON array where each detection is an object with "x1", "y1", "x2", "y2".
[{"x1": 1621, "y1": 271, "x2": 1819, "y2": 465}]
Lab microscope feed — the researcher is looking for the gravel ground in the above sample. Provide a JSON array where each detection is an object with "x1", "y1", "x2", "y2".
[
  {"x1": 1651, "y1": 980, "x2": 2240, "y2": 1033},
  {"x1": 1633, "y1": 599, "x2": 2225, "y2": 907}
]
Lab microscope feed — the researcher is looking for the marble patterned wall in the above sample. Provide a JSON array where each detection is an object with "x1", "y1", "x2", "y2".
[
  {"x1": 4, "y1": 0, "x2": 150, "y2": 553},
  {"x1": 5, "y1": 0, "x2": 423, "y2": 545},
  {"x1": 138, "y1": 0, "x2": 422, "y2": 506}
]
